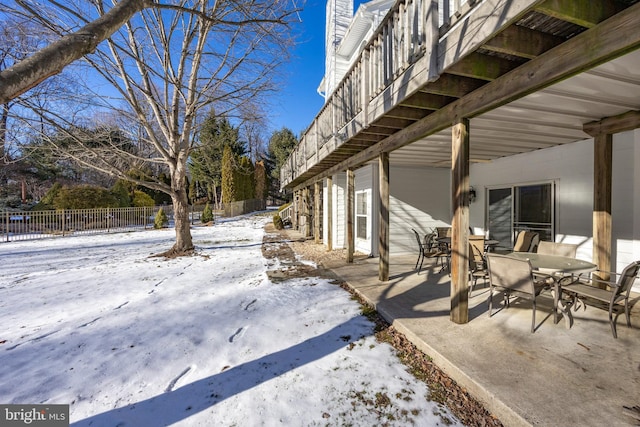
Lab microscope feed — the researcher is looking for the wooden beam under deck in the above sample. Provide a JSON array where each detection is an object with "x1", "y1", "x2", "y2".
[
  {"x1": 383, "y1": 106, "x2": 432, "y2": 120},
  {"x1": 445, "y1": 52, "x2": 524, "y2": 81},
  {"x1": 583, "y1": 109, "x2": 640, "y2": 136},
  {"x1": 399, "y1": 92, "x2": 455, "y2": 110},
  {"x1": 535, "y1": 0, "x2": 624, "y2": 29},
  {"x1": 371, "y1": 117, "x2": 417, "y2": 130},
  {"x1": 483, "y1": 25, "x2": 565, "y2": 59},
  {"x1": 418, "y1": 74, "x2": 487, "y2": 98}
]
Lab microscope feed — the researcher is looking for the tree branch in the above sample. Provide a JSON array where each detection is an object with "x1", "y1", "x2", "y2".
[{"x1": 0, "y1": 0, "x2": 153, "y2": 104}]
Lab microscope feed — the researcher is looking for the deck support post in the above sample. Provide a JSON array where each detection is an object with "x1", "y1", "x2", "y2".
[
  {"x1": 593, "y1": 133, "x2": 613, "y2": 281},
  {"x1": 379, "y1": 152, "x2": 390, "y2": 281},
  {"x1": 327, "y1": 176, "x2": 333, "y2": 251},
  {"x1": 314, "y1": 181, "x2": 321, "y2": 244},
  {"x1": 347, "y1": 168, "x2": 355, "y2": 263},
  {"x1": 451, "y1": 118, "x2": 470, "y2": 324},
  {"x1": 303, "y1": 186, "x2": 312, "y2": 238},
  {"x1": 292, "y1": 189, "x2": 299, "y2": 230}
]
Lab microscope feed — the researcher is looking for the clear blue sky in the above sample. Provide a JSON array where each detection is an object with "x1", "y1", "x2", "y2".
[
  {"x1": 268, "y1": 0, "x2": 366, "y2": 138},
  {"x1": 268, "y1": 0, "x2": 327, "y2": 137}
]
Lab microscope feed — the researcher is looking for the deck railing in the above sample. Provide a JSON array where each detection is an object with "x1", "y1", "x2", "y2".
[{"x1": 281, "y1": 0, "x2": 479, "y2": 188}]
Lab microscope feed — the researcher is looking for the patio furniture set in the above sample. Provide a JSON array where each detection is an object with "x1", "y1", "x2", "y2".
[{"x1": 413, "y1": 228, "x2": 640, "y2": 338}]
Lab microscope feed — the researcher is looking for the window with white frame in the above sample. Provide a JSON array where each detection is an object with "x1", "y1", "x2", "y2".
[{"x1": 356, "y1": 191, "x2": 368, "y2": 240}]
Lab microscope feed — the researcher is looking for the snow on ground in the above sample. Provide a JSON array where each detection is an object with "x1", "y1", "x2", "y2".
[{"x1": 0, "y1": 213, "x2": 462, "y2": 426}]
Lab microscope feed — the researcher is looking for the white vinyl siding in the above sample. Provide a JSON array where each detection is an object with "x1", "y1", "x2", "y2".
[
  {"x1": 355, "y1": 164, "x2": 377, "y2": 255},
  {"x1": 389, "y1": 165, "x2": 451, "y2": 255},
  {"x1": 323, "y1": 173, "x2": 347, "y2": 249}
]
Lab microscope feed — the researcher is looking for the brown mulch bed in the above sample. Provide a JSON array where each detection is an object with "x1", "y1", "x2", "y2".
[{"x1": 262, "y1": 224, "x2": 503, "y2": 427}]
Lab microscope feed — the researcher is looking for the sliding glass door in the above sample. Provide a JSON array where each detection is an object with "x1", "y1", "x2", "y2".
[
  {"x1": 487, "y1": 182, "x2": 555, "y2": 249},
  {"x1": 487, "y1": 188, "x2": 512, "y2": 247}
]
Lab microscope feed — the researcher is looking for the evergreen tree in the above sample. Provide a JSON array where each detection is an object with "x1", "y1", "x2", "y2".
[
  {"x1": 189, "y1": 112, "x2": 245, "y2": 207},
  {"x1": 202, "y1": 203, "x2": 214, "y2": 223},
  {"x1": 266, "y1": 128, "x2": 297, "y2": 202},
  {"x1": 154, "y1": 208, "x2": 168, "y2": 229},
  {"x1": 221, "y1": 145, "x2": 235, "y2": 204},
  {"x1": 254, "y1": 160, "x2": 267, "y2": 201},
  {"x1": 111, "y1": 179, "x2": 133, "y2": 207},
  {"x1": 236, "y1": 156, "x2": 255, "y2": 200},
  {"x1": 266, "y1": 128, "x2": 297, "y2": 180}
]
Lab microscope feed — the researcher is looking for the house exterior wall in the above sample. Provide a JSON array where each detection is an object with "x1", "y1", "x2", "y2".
[
  {"x1": 322, "y1": 164, "x2": 451, "y2": 256},
  {"x1": 470, "y1": 131, "x2": 640, "y2": 284},
  {"x1": 470, "y1": 138, "x2": 594, "y2": 259},
  {"x1": 612, "y1": 129, "x2": 640, "y2": 275},
  {"x1": 323, "y1": 172, "x2": 347, "y2": 249},
  {"x1": 322, "y1": 0, "x2": 353, "y2": 98},
  {"x1": 354, "y1": 164, "x2": 378, "y2": 256},
  {"x1": 389, "y1": 165, "x2": 452, "y2": 255}
]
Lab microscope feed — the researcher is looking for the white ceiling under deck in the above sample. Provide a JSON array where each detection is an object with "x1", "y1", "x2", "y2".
[{"x1": 390, "y1": 49, "x2": 640, "y2": 168}]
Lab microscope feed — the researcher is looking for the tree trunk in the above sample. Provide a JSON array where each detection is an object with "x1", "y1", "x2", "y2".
[{"x1": 167, "y1": 159, "x2": 194, "y2": 255}]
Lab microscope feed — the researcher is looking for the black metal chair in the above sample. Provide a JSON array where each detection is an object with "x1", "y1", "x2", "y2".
[
  {"x1": 411, "y1": 229, "x2": 428, "y2": 271},
  {"x1": 468, "y1": 236, "x2": 489, "y2": 295}
]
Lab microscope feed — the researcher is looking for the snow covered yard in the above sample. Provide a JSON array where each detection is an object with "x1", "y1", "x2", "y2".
[{"x1": 0, "y1": 214, "x2": 462, "y2": 426}]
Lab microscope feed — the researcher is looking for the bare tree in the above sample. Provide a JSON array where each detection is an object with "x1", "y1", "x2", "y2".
[{"x1": 5, "y1": 0, "x2": 297, "y2": 255}]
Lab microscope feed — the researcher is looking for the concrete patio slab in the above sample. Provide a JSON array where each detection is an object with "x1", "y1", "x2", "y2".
[{"x1": 284, "y1": 231, "x2": 640, "y2": 426}]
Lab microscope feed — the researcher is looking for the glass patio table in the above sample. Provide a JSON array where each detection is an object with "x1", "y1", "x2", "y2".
[{"x1": 505, "y1": 252, "x2": 597, "y2": 328}]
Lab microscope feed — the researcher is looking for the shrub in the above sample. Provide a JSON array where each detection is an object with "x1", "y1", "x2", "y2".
[
  {"x1": 54, "y1": 185, "x2": 119, "y2": 209},
  {"x1": 273, "y1": 214, "x2": 284, "y2": 230},
  {"x1": 39, "y1": 182, "x2": 62, "y2": 208},
  {"x1": 202, "y1": 203, "x2": 214, "y2": 223},
  {"x1": 111, "y1": 180, "x2": 132, "y2": 207},
  {"x1": 154, "y1": 207, "x2": 168, "y2": 229},
  {"x1": 132, "y1": 190, "x2": 155, "y2": 207}
]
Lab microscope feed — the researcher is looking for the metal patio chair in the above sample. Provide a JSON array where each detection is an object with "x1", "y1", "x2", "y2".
[
  {"x1": 562, "y1": 260, "x2": 640, "y2": 338},
  {"x1": 487, "y1": 253, "x2": 552, "y2": 333},
  {"x1": 468, "y1": 235, "x2": 489, "y2": 295},
  {"x1": 513, "y1": 230, "x2": 539, "y2": 252},
  {"x1": 537, "y1": 241, "x2": 578, "y2": 258}
]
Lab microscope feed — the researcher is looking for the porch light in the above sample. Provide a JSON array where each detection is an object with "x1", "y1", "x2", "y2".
[{"x1": 469, "y1": 187, "x2": 477, "y2": 203}]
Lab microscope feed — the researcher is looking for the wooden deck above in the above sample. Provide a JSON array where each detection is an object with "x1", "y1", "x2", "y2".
[{"x1": 281, "y1": 0, "x2": 640, "y2": 190}]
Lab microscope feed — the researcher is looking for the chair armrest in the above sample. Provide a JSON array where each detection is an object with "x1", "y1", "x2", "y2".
[
  {"x1": 584, "y1": 276, "x2": 619, "y2": 288},
  {"x1": 533, "y1": 271, "x2": 554, "y2": 280},
  {"x1": 587, "y1": 269, "x2": 621, "y2": 278}
]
